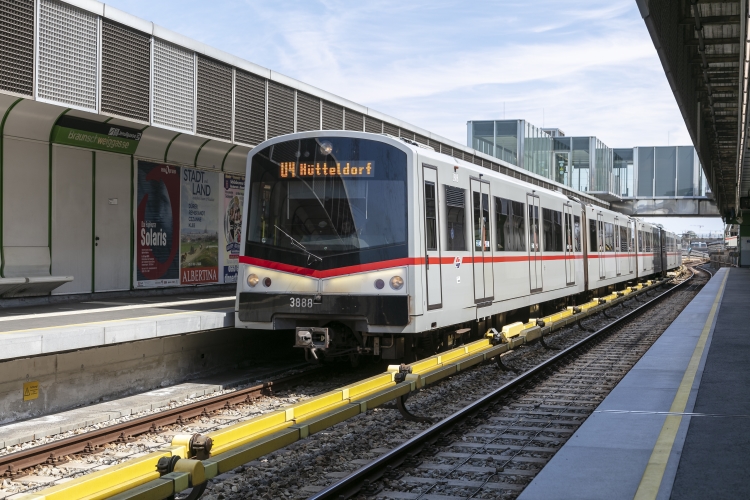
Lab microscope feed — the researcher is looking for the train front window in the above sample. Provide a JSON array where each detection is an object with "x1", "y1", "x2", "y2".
[{"x1": 245, "y1": 137, "x2": 408, "y2": 269}]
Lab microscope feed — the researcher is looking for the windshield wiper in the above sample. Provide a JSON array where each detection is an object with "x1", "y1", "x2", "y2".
[{"x1": 274, "y1": 225, "x2": 323, "y2": 264}]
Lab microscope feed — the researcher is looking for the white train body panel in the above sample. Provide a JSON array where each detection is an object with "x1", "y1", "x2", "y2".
[{"x1": 235, "y1": 131, "x2": 680, "y2": 335}]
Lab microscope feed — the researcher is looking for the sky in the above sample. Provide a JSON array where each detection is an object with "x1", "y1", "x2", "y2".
[{"x1": 105, "y1": 0, "x2": 725, "y2": 235}]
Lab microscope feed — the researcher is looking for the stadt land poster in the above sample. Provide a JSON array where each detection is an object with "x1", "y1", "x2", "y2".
[{"x1": 180, "y1": 168, "x2": 220, "y2": 285}]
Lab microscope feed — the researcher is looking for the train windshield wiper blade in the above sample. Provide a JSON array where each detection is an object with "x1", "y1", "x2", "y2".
[{"x1": 274, "y1": 225, "x2": 322, "y2": 264}]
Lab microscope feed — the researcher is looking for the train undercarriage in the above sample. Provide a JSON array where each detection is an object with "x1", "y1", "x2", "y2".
[{"x1": 291, "y1": 279, "x2": 656, "y2": 365}]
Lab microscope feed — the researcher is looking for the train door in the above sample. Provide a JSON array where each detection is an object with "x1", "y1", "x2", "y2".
[
  {"x1": 471, "y1": 178, "x2": 494, "y2": 303},
  {"x1": 628, "y1": 222, "x2": 634, "y2": 274},
  {"x1": 596, "y1": 214, "x2": 607, "y2": 279},
  {"x1": 564, "y1": 204, "x2": 575, "y2": 285},
  {"x1": 615, "y1": 217, "x2": 622, "y2": 276},
  {"x1": 423, "y1": 166, "x2": 442, "y2": 309},
  {"x1": 527, "y1": 194, "x2": 542, "y2": 292}
]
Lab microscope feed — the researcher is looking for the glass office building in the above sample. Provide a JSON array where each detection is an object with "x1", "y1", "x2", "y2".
[
  {"x1": 469, "y1": 119, "x2": 553, "y2": 177},
  {"x1": 467, "y1": 120, "x2": 708, "y2": 202},
  {"x1": 469, "y1": 120, "x2": 617, "y2": 198}
]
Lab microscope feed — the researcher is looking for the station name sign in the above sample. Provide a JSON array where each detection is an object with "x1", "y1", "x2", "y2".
[
  {"x1": 51, "y1": 115, "x2": 142, "y2": 155},
  {"x1": 280, "y1": 161, "x2": 374, "y2": 178}
]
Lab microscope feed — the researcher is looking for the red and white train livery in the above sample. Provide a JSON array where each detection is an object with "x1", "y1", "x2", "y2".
[{"x1": 235, "y1": 132, "x2": 681, "y2": 360}]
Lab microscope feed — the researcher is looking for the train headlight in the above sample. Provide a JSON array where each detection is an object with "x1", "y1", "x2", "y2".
[
  {"x1": 263, "y1": 277, "x2": 272, "y2": 287},
  {"x1": 374, "y1": 279, "x2": 385, "y2": 290},
  {"x1": 389, "y1": 276, "x2": 404, "y2": 290},
  {"x1": 247, "y1": 273, "x2": 259, "y2": 287}
]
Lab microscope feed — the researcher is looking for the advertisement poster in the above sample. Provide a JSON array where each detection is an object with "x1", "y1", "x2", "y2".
[
  {"x1": 136, "y1": 161, "x2": 180, "y2": 287},
  {"x1": 222, "y1": 174, "x2": 245, "y2": 283},
  {"x1": 180, "y1": 168, "x2": 220, "y2": 285}
]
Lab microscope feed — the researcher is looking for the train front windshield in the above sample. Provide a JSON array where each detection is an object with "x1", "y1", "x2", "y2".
[{"x1": 245, "y1": 137, "x2": 408, "y2": 270}]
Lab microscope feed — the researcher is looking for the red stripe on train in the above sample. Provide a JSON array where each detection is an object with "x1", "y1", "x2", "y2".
[{"x1": 240, "y1": 254, "x2": 589, "y2": 278}]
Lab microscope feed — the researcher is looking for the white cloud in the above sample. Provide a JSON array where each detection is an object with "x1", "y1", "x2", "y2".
[{"x1": 100, "y1": 0, "x2": 714, "y2": 230}]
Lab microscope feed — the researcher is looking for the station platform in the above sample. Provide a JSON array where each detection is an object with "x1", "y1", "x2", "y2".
[
  {"x1": 0, "y1": 290, "x2": 236, "y2": 361},
  {"x1": 520, "y1": 267, "x2": 750, "y2": 500}
]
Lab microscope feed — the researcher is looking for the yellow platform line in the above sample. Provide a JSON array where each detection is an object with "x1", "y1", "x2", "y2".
[{"x1": 634, "y1": 271, "x2": 728, "y2": 500}]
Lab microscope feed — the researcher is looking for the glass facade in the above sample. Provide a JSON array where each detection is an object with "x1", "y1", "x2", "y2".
[
  {"x1": 571, "y1": 137, "x2": 590, "y2": 192},
  {"x1": 590, "y1": 138, "x2": 613, "y2": 194},
  {"x1": 524, "y1": 121, "x2": 553, "y2": 178},
  {"x1": 632, "y1": 146, "x2": 702, "y2": 198},
  {"x1": 467, "y1": 121, "x2": 708, "y2": 201},
  {"x1": 552, "y1": 137, "x2": 571, "y2": 186},
  {"x1": 654, "y1": 147, "x2": 676, "y2": 196},
  {"x1": 676, "y1": 146, "x2": 694, "y2": 196},
  {"x1": 495, "y1": 121, "x2": 519, "y2": 165},
  {"x1": 637, "y1": 147, "x2": 655, "y2": 197},
  {"x1": 613, "y1": 148, "x2": 634, "y2": 197}
]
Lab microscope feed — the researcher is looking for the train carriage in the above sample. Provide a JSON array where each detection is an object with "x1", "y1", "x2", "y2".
[{"x1": 236, "y1": 131, "x2": 680, "y2": 361}]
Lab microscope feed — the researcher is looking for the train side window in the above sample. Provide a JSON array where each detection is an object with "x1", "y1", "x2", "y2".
[
  {"x1": 472, "y1": 192, "x2": 491, "y2": 251},
  {"x1": 495, "y1": 197, "x2": 525, "y2": 251},
  {"x1": 638, "y1": 230, "x2": 643, "y2": 252},
  {"x1": 589, "y1": 219, "x2": 597, "y2": 252},
  {"x1": 629, "y1": 227, "x2": 634, "y2": 252},
  {"x1": 604, "y1": 223, "x2": 614, "y2": 252},
  {"x1": 424, "y1": 181, "x2": 437, "y2": 251},
  {"x1": 542, "y1": 208, "x2": 563, "y2": 252},
  {"x1": 573, "y1": 215, "x2": 581, "y2": 252},
  {"x1": 444, "y1": 185, "x2": 466, "y2": 251},
  {"x1": 619, "y1": 226, "x2": 627, "y2": 252}
]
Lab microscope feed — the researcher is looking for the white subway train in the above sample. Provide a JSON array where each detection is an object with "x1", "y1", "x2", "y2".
[{"x1": 235, "y1": 132, "x2": 681, "y2": 361}]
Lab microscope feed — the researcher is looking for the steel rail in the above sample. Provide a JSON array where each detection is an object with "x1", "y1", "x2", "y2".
[
  {"x1": 309, "y1": 268, "x2": 700, "y2": 500},
  {"x1": 0, "y1": 364, "x2": 323, "y2": 478}
]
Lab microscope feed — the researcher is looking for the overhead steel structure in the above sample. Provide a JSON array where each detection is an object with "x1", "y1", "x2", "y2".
[{"x1": 637, "y1": 0, "x2": 748, "y2": 219}]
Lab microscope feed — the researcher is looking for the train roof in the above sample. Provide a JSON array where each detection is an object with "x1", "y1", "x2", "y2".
[{"x1": 246, "y1": 130, "x2": 677, "y2": 237}]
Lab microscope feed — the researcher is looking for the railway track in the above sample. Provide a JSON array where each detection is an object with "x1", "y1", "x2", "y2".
[
  {"x1": 0, "y1": 266, "x2": 700, "y2": 499},
  {"x1": 0, "y1": 365, "x2": 330, "y2": 479},
  {"x1": 311, "y1": 265, "x2": 707, "y2": 500}
]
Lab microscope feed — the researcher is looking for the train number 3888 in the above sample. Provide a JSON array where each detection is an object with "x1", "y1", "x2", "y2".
[{"x1": 290, "y1": 297, "x2": 314, "y2": 308}]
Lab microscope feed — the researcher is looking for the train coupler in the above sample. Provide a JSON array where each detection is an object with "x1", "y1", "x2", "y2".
[{"x1": 295, "y1": 327, "x2": 330, "y2": 360}]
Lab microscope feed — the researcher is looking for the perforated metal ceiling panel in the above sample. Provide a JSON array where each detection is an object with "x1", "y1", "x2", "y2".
[
  {"x1": 234, "y1": 70, "x2": 265, "y2": 146},
  {"x1": 383, "y1": 122, "x2": 398, "y2": 137},
  {"x1": 296, "y1": 91, "x2": 319, "y2": 132},
  {"x1": 344, "y1": 109, "x2": 363, "y2": 131},
  {"x1": 267, "y1": 81, "x2": 293, "y2": 138},
  {"x1": 322, "y1": 100, "x2": 343, "y2": 130},
  {"x1": 153, "y1": 39, "x2": 195, "y2": 132},
  {"x1": 101, "y1": 21, "x2": 150, "y2": 122},
  {"x1": 38, "y1": 0, "x2": 98, "y2": 110},
  {"x1": 0, "y1": 0, "x2": 34, "y2": 96},
  {"x1": 365, "y1": 116, "x2": 381, "y2": 134},
  {"x1": 196, "y1": 56, "x2": 232, "y2": 140}
]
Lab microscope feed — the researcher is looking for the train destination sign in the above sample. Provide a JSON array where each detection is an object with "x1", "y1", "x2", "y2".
[{"x1": 279, "y1": 161, "x2": 374, "y2": 178}]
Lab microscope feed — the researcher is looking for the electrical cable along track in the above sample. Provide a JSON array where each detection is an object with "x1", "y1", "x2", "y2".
[{"x1": 311, "y1": 265, "x2": 707, "y2": 500}]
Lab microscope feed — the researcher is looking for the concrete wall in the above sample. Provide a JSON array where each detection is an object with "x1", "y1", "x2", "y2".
[{"x1": 0, "y1": 328, "x2": 295, "y2": 424}]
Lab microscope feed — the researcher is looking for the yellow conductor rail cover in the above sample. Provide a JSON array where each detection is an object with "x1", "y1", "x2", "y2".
[{"x1": 26, "y1": 279, "x2": 666, "y2": 500}]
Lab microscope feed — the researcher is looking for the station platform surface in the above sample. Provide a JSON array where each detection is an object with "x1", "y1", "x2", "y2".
[
  {"x1": 0, "y1": 290, "x2": 235, "y2": 361},
  {"x1": 520, "y1": 267, "x2": 750, "y2": 500}
]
